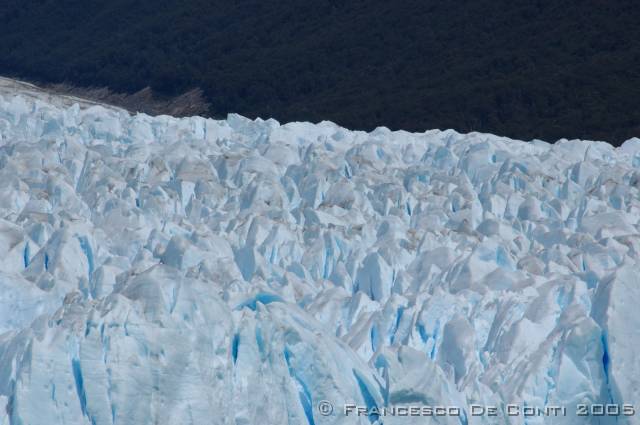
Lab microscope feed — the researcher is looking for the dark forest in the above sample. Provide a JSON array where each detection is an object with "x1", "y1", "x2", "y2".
[{"x1": 1, "y1": 0, "x2": 639, "y2": 144}]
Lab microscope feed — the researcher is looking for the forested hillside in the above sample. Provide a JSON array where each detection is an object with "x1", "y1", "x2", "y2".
[{"x1": 1, "y1": 0, "x2": 639, "y2": 144}]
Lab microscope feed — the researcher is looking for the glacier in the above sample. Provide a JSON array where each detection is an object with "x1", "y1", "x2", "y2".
[{"x1": 0, "y1": 79, "x2": 639, "y2": 424}]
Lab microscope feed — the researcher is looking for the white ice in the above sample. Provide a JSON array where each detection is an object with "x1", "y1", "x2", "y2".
[{"x1": 0, "y1": 79, "x2": 638, "y2": 424}]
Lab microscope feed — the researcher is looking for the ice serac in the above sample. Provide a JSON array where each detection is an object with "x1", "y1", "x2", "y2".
[
  {"x1": 592, "y1": 265, "x2": 640, "y2": 425},
  {"x1": 2, "y1": 267, "x2": 380, "y2": 425},
  {"x1": 0, "y1": 82, "x2": 639, "y2": 424}
]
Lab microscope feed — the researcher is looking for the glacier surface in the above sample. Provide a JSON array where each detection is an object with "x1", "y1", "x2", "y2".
[{"x1": 0, "y1": 82, "x2": 638, "y2": 424}]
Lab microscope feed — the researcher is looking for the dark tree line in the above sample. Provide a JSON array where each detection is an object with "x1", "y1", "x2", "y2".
[{"x1": 1, "y1": 0, "x2": 639, "y2": 145}]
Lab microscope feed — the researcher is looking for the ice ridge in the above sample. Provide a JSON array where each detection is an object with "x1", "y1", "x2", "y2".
[{"x1": 0, "y1": 88, "x2": 638, "y2": 424}]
